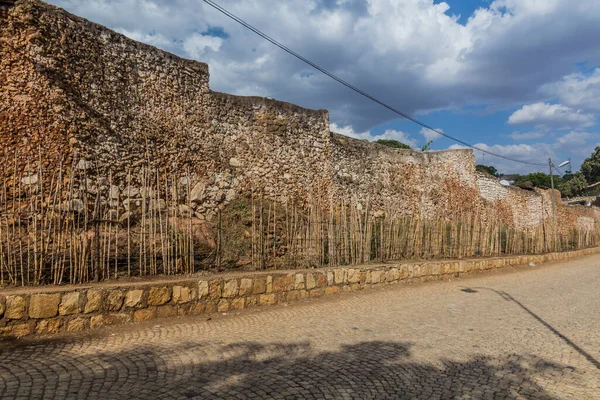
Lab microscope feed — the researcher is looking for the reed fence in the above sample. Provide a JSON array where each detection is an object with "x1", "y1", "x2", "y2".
[{"x1": 0, "y1": 152, "x2": 597, "y2": 286}]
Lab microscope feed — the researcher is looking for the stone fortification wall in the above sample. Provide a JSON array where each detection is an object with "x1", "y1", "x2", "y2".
[
  {"x1": 1, "y1": 0, "x2": 598, "y2": 248},
  {"x1": 1, "y1": 0, "x2": 331, "y2": 218},
  {"x1": 332, "y1": 134, "x2": 479, "y2": 219},
  {"x1": 1, "y1": 246, "x2": 598, "y2": 338}
]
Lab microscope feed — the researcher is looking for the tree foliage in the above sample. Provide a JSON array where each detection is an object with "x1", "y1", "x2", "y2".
[
  {"x1": 580, "y1": 146, "x2": 600, "y2": 185},
  {"x1": 557, "y1": 172, "x2": 588, "y2": 198},
  {"x1": 374, "y1": 139, "x2": 412, "y2": 149},
  {"x1": 475, "y1": 164, "x2": 498, "y2": 177}
]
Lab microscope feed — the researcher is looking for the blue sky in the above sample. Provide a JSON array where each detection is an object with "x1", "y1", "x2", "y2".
[{"x1": 49, "y1": 0, "x2": 600, "y2": 175}]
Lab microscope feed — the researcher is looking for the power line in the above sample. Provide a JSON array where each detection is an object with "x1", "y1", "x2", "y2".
[{"x1": 202, "y1": 0, "x2": 547, "y2": 167}]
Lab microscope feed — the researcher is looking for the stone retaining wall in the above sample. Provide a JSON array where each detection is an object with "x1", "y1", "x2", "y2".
[{"x1": 1, "y1": 247, "x2": 598, "y2": 339}]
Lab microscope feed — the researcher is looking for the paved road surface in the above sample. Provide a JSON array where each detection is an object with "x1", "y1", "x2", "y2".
[{"x1": 1, "y1": 255, "x2": 600, "y2": 399}]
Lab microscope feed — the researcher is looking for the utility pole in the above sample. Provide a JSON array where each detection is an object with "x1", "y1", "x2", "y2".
[{"x1": 549, "y1": 158, "x2": 556, "y2": 251}]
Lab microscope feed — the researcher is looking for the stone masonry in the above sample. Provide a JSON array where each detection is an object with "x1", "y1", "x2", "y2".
[
  {"x1": 1, "y1": 0, "x2": 599, "y2": 233},
  {"x1": 0, "y1": 246, "x2": 598, "y2": 338}
]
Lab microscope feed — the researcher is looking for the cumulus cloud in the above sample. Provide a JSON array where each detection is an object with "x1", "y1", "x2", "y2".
[
  {"x1": 330, "y1": 123, "x2": 418, "y2": 148},
  {"x1": 183, "y1": 33, "x2": 223, "y2": 59},
  {"x1": 419, "y1": 127, "x2": 443, "y2": 142},
  {"x1": 541, "y1": 68, "x2": 600, "y2": 113},
  {"x1": 47, "y1": 0, "x2": 600, "y2": 132},
  {"x1": 509, "y1": 131, "x2": 547, "y2": 141},
  {"x1": 451, "y1": 130, "x2": 600, "y2": 174},
  {"x1": 507, "y1": 102, "x2": 595, "y2": 130}
]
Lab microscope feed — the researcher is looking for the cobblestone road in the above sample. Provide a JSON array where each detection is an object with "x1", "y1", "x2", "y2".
[{"x1": 1, "y1": 255, "x2": 600, "y2": 399}]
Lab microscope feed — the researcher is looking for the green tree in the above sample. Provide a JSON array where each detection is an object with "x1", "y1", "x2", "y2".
[
  {"x1": 580, "y1": 146, "x2": 600, "y2": 185},
  {"x1": 557, "y1": 172, "x2": 588, "y2": 198},
  {"x1": 515, "y1": 172, "x2": 560, "y2": 188},
  {"x1": 374, "y1": 139, "x2": 412, "y2": 149},
  {"x1": 475, "y1": 164, "x2": 498, "y2": 177}
]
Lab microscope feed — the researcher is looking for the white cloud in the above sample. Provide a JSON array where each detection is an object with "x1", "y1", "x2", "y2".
[
  {"x1": 330, "y1": 123, "x2": 417, "y2": 148},
  {"x1": 47, "y1": 0, "x2": 600, "y2": 132},
  {"x1": 183, "y1": 33, "x2": 223, "y2": 59},
  {"x1": 419, "y1": 127, "x2": 443, "y2": 142},
  {"x1": 509, "y1": 131, "x2": 547, "y2": 141},
  {"x1": 541, "y1": 68, "x2": 600, "y2": 112},
  {"x1": 507, "y1": 102, "x2": 595, "y2": 129}
]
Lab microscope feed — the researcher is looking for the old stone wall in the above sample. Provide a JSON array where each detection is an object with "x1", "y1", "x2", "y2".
[
  {"x1": 1, "y1": 246, "x2": 598, "y2": 338},
  {"x1": 1, "y1": 0, "x2": 598, "y2": 244},
  {"x1": 1, "y1": 0, "x2": 331, "y2": 219}
]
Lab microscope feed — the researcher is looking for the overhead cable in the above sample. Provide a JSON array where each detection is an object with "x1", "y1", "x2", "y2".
[{"x1": 202, "y1": 0, "x2": 547, "y2": 167}]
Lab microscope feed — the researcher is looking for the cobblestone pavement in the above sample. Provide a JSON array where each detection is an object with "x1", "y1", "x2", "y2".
[{"x1": 1, "y1": 255, "x2": 600, "y2": 400}]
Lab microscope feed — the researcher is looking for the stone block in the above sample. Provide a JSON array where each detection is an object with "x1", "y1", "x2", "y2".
[
  {"x1": 266, "y1": 276, "x2": 273, "y2": 293},
  {"x1": 5, "y1": 295, "x2": 27, "y2": 320},
  {"x1": 294, "y1": 274, "x2": 305, "y2": 290},
  {"x1": 334, "y1": 269, "x2": 346, "y2": 284},
  {"x1": 230, "y1": 298, "x2": 245, "y2": 310},
  {"x1": 106, "y1": 290, "x2": 124, "y2": 311},
  {"x1": 239, "y1": 278, "x2": 253, "y2": 296},
  {"x1": 204, "y1": 302, "x2": 218, "y2": 314},
  {"x1": 35, "y1": 319, "x2": 63, "y2": 334},
  {"x1": 0, "y1": 296, "x2": 5, "y2": 317},
  {"x1": 67, "y1": 317, "x2": 89, "y2": 332},
  {"x1": 189, "y1": 303, "x2": 205, "y2": 315},
  {"x1": 325, "y1": 286, "x2": 341, "y2": 295},
  {"x1": 209, "y1": 280, "x2": 222, "y2": 300},
  {"x1": 317, "y1": 273, "x2": 327, "y2": 288},
  {"x1": 245, "y1": 296, "x2": 259, "y2": 308},
  {"x1": 198, "y1": 281, "x2": 209, "y2": 298},
  {"x1": 326, "y1": 271, "x2": 334, "y2": 285},
  {"x1": 29, "y1": 293, "x2": 61, "y2": 319},
  {"x1": 90, "y1": 313, "x2": 131, "y2": 328},
  {"x1": 84, "y1": 290, "x2": 103, "y2": 313},
  {"x1": 272, "y1": 275, "x2": 293, "y2": 292},
  {"x1": 287, "y1": 291, "x2": 301, "y2": 301},
  {"x1": 148, "y1": 287, "x2": 170, "y2": 305},
  {"x1": 59, "y1": 292, "x2": 80, "y2": 315},
  {"x1": 306, "y1": 273, "x2": 316, "y2": 289},
  {"x1": 348, "y1": 269, "x2": 361, "y2": 284},
  {"x1": 371, "y1": 270, "x2": 382, "y2": 284},
  {"x1": 133, "y1": 309, "x2": 154, "y2": 322},
  {"x1": 217, "y1": 300, "x2": 230, "y2": 312},
  {"x1": 173, "y1": 286, "x2": 195, "y2": 303},
  {"x1": 253, "y1": 277, "x2": 267, "y2": 294},
  {"x1": 155, "y1": 305, "x2": 177, "y2": 318},
  {"x1": 124, "y1": 290, "x2": 144, "y2": 308},
  {"x1": 0, "y1": 322, "x2": 32, "y2": 338},
  {"x1": 222, "y1": 280, "x2": 239, "y2": 298},
  {"x1": 259, "y1": 294, "x2": 276, "y2": 305},
  {"x1": 177, "y1": 304, "x2": 191, "y2": 315},
  {"x1": 309, "y1": 289, "x2": 323, "y2": 298}
]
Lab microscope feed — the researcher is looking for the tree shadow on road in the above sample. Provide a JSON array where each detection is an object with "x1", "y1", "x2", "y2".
[{"x1": 7, "y1": 339, "x2": 586, "y2": 399}]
